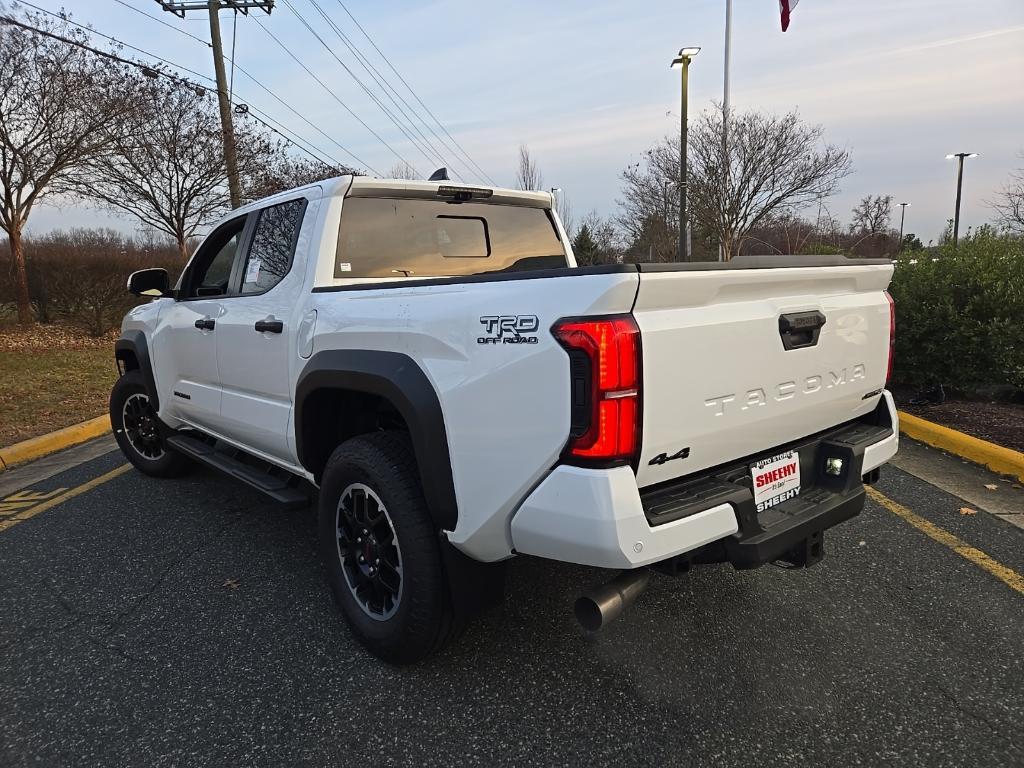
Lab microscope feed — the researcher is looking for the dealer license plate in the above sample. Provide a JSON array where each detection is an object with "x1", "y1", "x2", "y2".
[{"x1": 751, "y1": 450, "x2": 801, "y2": 513}]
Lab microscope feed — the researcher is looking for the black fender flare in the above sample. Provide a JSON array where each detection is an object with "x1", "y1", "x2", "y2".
[
  {"x1": 295, "y1": 350, "x2": 458, "y2": 531},
  {"x1": 114, "y1": 329, "x2": 160, "y2": 411}
]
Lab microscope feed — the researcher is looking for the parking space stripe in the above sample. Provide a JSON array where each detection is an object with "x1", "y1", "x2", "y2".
[
  {"x1": 866, "y1": 486, "x2": 1024, "y2": 596},
  {"x1": 0, "y1": 464, "x2": 131, "y2": 533}
]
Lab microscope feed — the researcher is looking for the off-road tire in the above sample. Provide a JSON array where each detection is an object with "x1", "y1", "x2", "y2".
[
  {"x1": 109, "y1": 371, "x2": 191, "y2": 477},
  {"x1": 318, "y1": 431, "x2": 454, "y2": 665}
]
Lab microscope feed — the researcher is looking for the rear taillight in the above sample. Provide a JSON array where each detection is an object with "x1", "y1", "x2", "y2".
[
  {"x1": 552, "y1": 315, "x2": 641, "y2": 465},
  {"x1": 885, "y1": 291, "x2": 895, "y2": 385}
]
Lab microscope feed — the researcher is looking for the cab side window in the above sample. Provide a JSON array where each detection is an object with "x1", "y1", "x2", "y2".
[
  {"x1": 240, "y1": 198, "x2": 307, "y2": 295},
  {"x1": 182, "y1": 216, "x2": 246, "y2": 299}
]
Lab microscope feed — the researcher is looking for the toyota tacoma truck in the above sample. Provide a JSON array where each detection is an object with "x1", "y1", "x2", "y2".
[{"x1": 112, "y1": 176, "x2": 899, "y2": 664}]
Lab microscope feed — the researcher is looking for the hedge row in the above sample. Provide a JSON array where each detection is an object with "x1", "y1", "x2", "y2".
[
  {"x1": 1, "y1": 229, "x2": 183, "y2": 336},
  {"x1": 888, "y1": 228, "x2": 1023, "y2": 391}
]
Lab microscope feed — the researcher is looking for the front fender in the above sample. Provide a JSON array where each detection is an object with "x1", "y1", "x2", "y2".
[{"x1": 114, "y1": 329, "x2": 160, "y2": 411}]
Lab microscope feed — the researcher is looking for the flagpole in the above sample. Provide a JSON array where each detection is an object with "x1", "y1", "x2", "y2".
[{"x1": 720, "y1": 0, "x2": 732, "y2": 261}]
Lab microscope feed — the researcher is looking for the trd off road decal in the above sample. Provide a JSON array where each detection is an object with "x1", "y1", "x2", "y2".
[{"x1": 478, "y1": 315, "x2": 539, "y2": 345}]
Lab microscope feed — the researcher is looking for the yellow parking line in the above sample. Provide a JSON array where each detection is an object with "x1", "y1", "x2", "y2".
[
  {"x1": 0, "y1": 464, "x2": 131, "y2": 533},
  {"x1": 866, "y1": 486, "x2": 1024, "y2": 596}
]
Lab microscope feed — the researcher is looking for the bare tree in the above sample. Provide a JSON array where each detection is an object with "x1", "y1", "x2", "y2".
[
  {"x1": 515, "y1": 144, "x2": 543, "y2": 191},
  {"x1": 990, "y1": 153, "x2": 1024, "y2": 235},
  {"x1": 246, "y1": 151, "x2": 355, "y2": 202},
  {"x1": 689, "y1": 107, "x2": 852, "y2": 259},
  {"x1": 622, "y1": 107, "x2": 851, "y2": 261},
  {"x1": 617, "y1": 146, "x2": 679, "y2": 251},
  {"x1": 0, "y1": 8, "x2": 138, "y2": 324},
  {"x1": 554, "y1": 189, "x2": 575, "y2": 239},
  {"x1": 388, "y1": 160, "x2": 419, "y2": 180},
  {"x1": 80, "y1": 77, "x2": 275, "y2": 260},
  {"x1": 745, "y1": 212, "x2": 817, "y2": 255},
  {"x1": 850, "y1": 194, "x2": 893, "y2": 234},
  {"x1": 571, "y1": 210, "x2": 622, "y2": 265}
]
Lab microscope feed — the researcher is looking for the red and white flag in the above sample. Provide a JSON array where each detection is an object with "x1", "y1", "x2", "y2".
[{"x1": 780, "y1": 0, "x2": 800, "y2": 31}]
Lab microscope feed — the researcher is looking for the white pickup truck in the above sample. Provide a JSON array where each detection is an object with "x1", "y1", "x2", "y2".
[{"x1": 113, "y1": 176, "x2": 898, "y2": 663}]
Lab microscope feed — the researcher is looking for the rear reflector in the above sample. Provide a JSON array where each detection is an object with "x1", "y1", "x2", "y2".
[
  {"x1": 885, "y1": 291, "x2": 895, "y2": 385},
  {"x1": 553, "y1": 316, "x2": 641, "y2": 464}
]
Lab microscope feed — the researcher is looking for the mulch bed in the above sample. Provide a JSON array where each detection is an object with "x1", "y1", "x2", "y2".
[{"x1": 894, "y1": 390, "x2": 1024, "y2": 454}]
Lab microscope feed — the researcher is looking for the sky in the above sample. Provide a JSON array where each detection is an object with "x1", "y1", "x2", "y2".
[{"x1": 23, "y1": 0, "x2": 1024, "y2": 244}]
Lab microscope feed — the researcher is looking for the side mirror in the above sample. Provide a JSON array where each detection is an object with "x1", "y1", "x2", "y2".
[{"x1": 127, "y1": 268, "x2": 171, "y2": 297}]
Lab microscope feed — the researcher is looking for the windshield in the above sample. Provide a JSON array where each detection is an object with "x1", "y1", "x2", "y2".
[{"x1": 335, "y1": 197, "x2": 567, "y2": 279}]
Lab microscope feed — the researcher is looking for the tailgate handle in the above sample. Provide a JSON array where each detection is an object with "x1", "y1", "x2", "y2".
[{"x1": 778, "y1": 311, "x2": 826, "y2": 350}]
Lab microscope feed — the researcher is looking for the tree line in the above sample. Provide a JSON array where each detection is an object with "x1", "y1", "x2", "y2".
[{"x1": 516, "y1": 117, "x2": 1023, "y2": 266}]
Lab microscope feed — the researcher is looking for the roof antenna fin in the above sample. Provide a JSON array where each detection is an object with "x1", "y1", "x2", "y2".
[{"x1": 428, "y1": 167, "x2": 450, "y2": 181}]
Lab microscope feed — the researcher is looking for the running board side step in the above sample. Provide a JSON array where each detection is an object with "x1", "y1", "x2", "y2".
[{"x1": 166, "y1": 434, "x2": 310, "y2": 509}]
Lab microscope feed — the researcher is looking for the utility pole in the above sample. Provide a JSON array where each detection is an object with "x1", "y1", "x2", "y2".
[
  {"x1": 945, "y1": 152, "x2": 977, "y2": 247},
  {"x1": 155, "y1": 1, "x2": 275, "y2": 209},
  {"x1": 208, "y1": 2, "x2": 241, "y2": 207}
]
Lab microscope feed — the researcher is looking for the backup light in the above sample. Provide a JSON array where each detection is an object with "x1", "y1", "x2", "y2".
[{"x1": 824, "y1": 457, "x2": 844, "y2": 476}]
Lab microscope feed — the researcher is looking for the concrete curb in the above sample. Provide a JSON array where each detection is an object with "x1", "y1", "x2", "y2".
[
  {"x1": 0, "y1": 415, "x2": 111, "y2": 472},
  {"x1": 898, "y1": 410, "x2": 1024, "y2": 483}
]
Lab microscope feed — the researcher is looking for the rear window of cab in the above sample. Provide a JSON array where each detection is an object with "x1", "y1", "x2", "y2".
[{"x1": 335, "y1": 197, "x2": 567, "y2": 278}]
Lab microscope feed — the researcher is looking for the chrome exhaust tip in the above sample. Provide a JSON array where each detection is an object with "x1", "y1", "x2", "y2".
[{"x1": 574, "y1": 569, "x2": 652, "y2": 631}]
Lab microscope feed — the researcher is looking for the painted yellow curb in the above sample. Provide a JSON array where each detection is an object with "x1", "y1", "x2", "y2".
[
  {"x1": 0, "y1": 415, "x2": 111, "y2": 472},
  {"x1": 898, "y1": 410, "x2": 1024, "y2": 483}
]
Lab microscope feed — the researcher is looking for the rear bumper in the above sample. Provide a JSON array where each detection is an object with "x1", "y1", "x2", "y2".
[
  {"x1": 510, "y1": 392, "x2": 899, "y2": 570},
  {"x1": 510, "y1": 464, "x2": 739, "y2": 569}
]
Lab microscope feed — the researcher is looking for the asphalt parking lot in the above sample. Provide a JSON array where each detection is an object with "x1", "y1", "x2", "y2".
[{"x1": 1, "y1": 438, "x2": 1022, "y2": 767}]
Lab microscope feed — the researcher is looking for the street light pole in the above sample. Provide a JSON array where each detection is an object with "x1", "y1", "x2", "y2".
[
  {"x1": 945, "y1": 152, "x2": 978, "y2": 247},
  {"x1": 671, "y1": 47, "x2": 700, "y2": 262},
  {"x1": 898, "y1": 202, "x2": 910, "y2": 249},
  {"x1": 721, "y1": 0, "x2": 732, "y2": 262},
  {"x1": 549, "y1": 187, "x2": 561, "y2": 218}
]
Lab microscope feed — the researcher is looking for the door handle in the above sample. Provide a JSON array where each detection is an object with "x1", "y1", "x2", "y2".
[
  {"x1": 194, "y1": 318, "x2": 215, "y2": 331},
  {"x1": 778, "y1": 311, "x2": 825, "y2": 350},
  {"x1": 254, "y1": 318, "x2": 284, "y2": 334}
]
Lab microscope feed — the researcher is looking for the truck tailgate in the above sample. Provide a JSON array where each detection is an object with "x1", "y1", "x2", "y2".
[{"x1": 632, "y1": 261, "x2": 894, "y2": 489}]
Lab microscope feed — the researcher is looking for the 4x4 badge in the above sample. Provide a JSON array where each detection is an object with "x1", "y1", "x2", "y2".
[{"x1": 649, "y1": 447, "x2": 690, "y2": 466}]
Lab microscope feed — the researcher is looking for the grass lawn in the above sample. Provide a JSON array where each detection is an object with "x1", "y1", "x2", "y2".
[{"x1": 0, "y1": 324, "x2": 117, "y2": 449}]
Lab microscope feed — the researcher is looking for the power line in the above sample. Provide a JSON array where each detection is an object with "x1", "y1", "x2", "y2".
[
  {"x1": 0, "y1": 11, "x2": 354, "y2": 173},
  {"x1": 29, "y1": 0, "x2": 373, "y2": 171},
  {"x1": 13, "y1": 1, "x2": 488, "y2": 184},
  {"x1": 333, "y1": 0, "x2": 497, "y2": 185},
  {"x1": 280, "y1": 0, "x2": 444, "y2": 175},
  {"x1": 252, "y1": 17, "x2": 421, "y2": 176},
  {"x1": 19, "y1": 1, "x2": 213, "y2": 81},
  {"x1": 110, "y1": 0, "x2": 212, "y2": 48},
  {"x1": 98, "y1": 0, "x2": 380, "y2": 172},
  {"x1": 305, "y1": 0, "x2": 481, "y2": 185},
  {"x1": 302, "y1": 0, "x2": 470, "y2": 181},
  {"x1": 231, "y1": 61, "x2": 380, "y2": 173}
]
